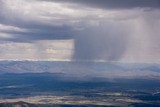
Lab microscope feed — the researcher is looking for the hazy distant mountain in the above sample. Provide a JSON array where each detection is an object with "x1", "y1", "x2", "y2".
[{"x1": 0, "y1": 61, "x2": 160, "y2": 79}]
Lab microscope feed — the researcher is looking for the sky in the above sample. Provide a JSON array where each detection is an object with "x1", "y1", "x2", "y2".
[{"x1": 0, "y1": 0, "x2": 160, "y2": 63}]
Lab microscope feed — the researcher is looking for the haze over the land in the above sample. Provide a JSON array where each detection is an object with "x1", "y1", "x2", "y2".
[{"x1": 0, "y1": 0, "x2": 160, "y2": 63}]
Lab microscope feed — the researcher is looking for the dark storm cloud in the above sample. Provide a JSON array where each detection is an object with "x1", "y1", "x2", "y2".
[
  {"x1": 0, "y1": 0, "x2": 74, "y2": 42},
  {"x1": 0, "y1": 0, "x2": 159, "y2": 43},
  {"x1": 0, "y1": 22, "x2": 73, "y2": 42},
  {"x1": 47, "y1": 0, "x2": 160, "y2": 9},
  {"x1": 0, "y1": 0, "x2": 160, "y2": 62},
  {"x1": 0, "y1": 13, "x2": 73, "y2": 42}
]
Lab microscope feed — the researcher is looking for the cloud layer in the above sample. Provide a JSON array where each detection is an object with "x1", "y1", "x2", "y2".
[
  {"x1": 53, "y1": 0, "x2": 160, "y2": 9},
  {"x1": 0, "y1": 0, "x2": 160, "y2": 62}
]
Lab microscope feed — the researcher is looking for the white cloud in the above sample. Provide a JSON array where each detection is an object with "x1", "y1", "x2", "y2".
[
  {"x1": 0, "y1": 40, "x2": 74, "y2": 61},
  {"x1": 0, "y1": 33, "x2": 13, "y2": 39},
  {"x1": 2, "y1": 0, "x2": 150, "y2": 27}
]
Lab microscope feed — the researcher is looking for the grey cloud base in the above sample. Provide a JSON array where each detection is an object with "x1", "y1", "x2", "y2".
[
  {"x1": 51, "y1": 0, "x2": 160, "y2": 9},
  {"x1": 0, "y1": 0, "x2": 160, "y2": 62}
]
